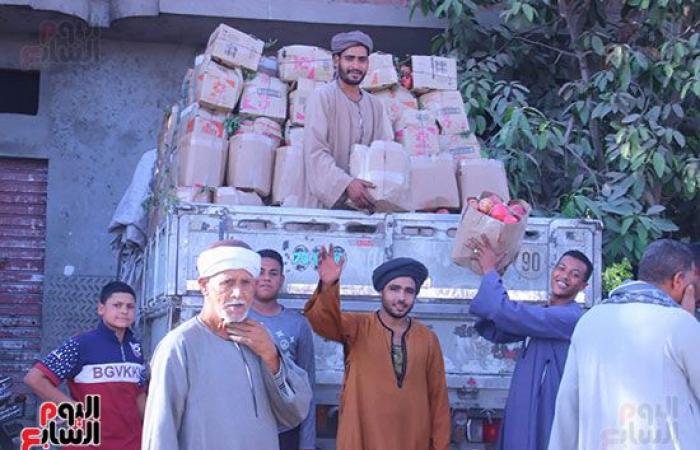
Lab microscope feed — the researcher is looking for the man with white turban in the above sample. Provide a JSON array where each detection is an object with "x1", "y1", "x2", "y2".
[{"x1": 142, "y1": 240, "x2": 312, "y2": 450}]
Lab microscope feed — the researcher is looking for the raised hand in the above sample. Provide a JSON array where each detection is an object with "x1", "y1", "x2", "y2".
[{"x1": 317, "y1": 244, "x2": 346, "y2": 290}]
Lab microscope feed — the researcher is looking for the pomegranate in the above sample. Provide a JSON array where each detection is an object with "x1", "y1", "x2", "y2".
[
  {"x1": 478, "y1": 198, "x2": 494, "y2": 214},
  {"x1": 488, "y1": 194, "x2": 504, "y2": 205},
  {"x1": 490, "y1": 204, "x2": 509, "y2": 221},
  {"x1": 510, "y1": 204, "x2": 527, "y2": 218}
]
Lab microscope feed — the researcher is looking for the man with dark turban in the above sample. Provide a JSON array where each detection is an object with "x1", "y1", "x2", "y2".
[
  {"x1": 303, "y1": 31, "x2": 393, "y2": 210},
  {"x1": 304, "y1": 244, "x2": 451, "y2": 450}
]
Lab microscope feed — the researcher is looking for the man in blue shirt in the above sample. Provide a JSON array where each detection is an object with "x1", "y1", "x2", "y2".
[
  {"x1": 466, "y1": 236, "x2": 593, "y2": 450},
  {"x1": 249, "y1": 249, "x2": 316, "y2": 450}
]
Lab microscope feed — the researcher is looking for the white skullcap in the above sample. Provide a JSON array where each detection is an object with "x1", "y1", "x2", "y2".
[{"x1": 197, "y1": 246, "x2": 262, "y2": 279}]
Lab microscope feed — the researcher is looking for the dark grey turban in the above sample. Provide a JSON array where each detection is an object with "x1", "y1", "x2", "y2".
[
  {"x1": 372, "y1": 258, "x2": 429, "y2": 295},
  {"x1": 331, "y1": 31, "x2": 374, "y2": 54}
]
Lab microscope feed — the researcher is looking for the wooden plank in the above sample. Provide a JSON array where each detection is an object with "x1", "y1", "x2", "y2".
[
  {"x1": 0, "y1": 203, "x2": 47, "y2": 215},
  {"x1": 0, "y1": 170, "x2": 48, "y2": 182},
  {"x1": 0, "y1": 192, "x2": 47, "y2": 205},
  {"x1": 0, "y1": 180, "x2": 48, "y2": 193}
]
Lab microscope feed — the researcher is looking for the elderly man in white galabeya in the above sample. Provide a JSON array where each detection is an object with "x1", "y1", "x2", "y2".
[{"x1": 142, "y1": 239, "x2": 312, "y2": 450}]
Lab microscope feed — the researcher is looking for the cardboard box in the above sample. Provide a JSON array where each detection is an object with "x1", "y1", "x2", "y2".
[
  {"x1": 177, "y1": 104, "x2": 228, "y2": 187},
  {"x1": 178, "y1": 138, "x2": 227, "y2": 187},
  {"x1": 451, "y1": 197, "x2": 531, "y2": 274},
  {"x1": 439, "y1": 133, "x2": 482, "y2": 162},
  {"x1": 214, "y1": 186, "x2": 263, "y2": 206},
  {"x1": 373, "y1": 86, "x2": 418, "y2": 131},
  {"x1": 205, "y1": 24, "x2": 264, "y2": 71},
  {"x1": 410, "y1": 155, "x2": 460, "y2": 211},
  {"x1": 227, "y1": 133, "x2": 277, "y2": 196},
  {"x1": 237, "y1": 117, "x2": 283, "y2": 142},
  {"x1": 395, "y1": 109, "x2": 440, "y2": 156},
  {"x1": 175, "y1": 186, "x2": 211, "y2": 203},
  {"x1": 349, "y1": 141, "x2": 412, "y2": 212},
  {"x1": 278, "y1": 46, "x2": 334, "y2": 82},
  {"x1": 419, "y1": 90, "x2": 470, "y2": 135},
  {"x1": 411, "y1": 55, "x2": 458, "y2": 92},
  {"x1": 193, "y1": 55, "x2": 244, "y2": 113},
  {"x1": 285, "y1": 125, "x2": 305, "y2": 148},
  {"x1": 239, "y1": 73, "x2": 288, "y2": 122},
  {"x1": 272, "y1": 146, "x2": 305, "y2": 207},
  {"x1": 458, "y1": 159, "x2": 510, "y2": 203},
  {"x1": 360, "y1": 53, "x2": 398, "y2": 91},
  {"x1": 289, "y1": 78, "x2": 325, "y2": 126}
]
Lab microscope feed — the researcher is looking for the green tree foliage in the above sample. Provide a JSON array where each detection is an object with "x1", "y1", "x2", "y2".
[{"x1": 412, "y1": 0, "x2": 699, "y2": 265}]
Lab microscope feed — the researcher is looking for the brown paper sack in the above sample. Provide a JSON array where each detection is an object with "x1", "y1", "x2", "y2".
[
  {"x1": 395, "y1": 109, "x2": 440, "y2": 156},
  {"x1": 227, "y1": 133, "x2": 277, "y2": 196},
  {"x1": 205, "y1": 24, "x2": 264, "y2": 71},
  {"x1": 373, "y1": 86, "x2": 418, "y2": 131},
  {"x1": 419, "y1": 90, "x2": 470, "y2": 135},
  {"x1": 175, "y1": 186, "x2": 211, "y2": 203},
  {"x1": 239, "y1": 74, "x2": 288, "y2": 122},
  {"x1": 285, "y1": 125, "x2": 305, "y2": 148},
  {"x1": 272, "y1": 146, "x2": 306, "y2": 207},
  {"x1": 360, "y1": 53, "x2": 398, "y2": 91},
  {"x1": 410, "y1": 155, "x2": 460, "y2": 211},
  {"x1": 177, "y1": 104, "x2": 227, "y2": 187},
  {"x1": 278, "y1": 46, "x2": 334, "y2": 82},
  {"x1": 237, "y1": 117, "x2": 283, "y2": 142},
  {"x1": 349, "y1": 141, "x2": 412, "y2": 212},
  {"x1": 439, "y1": 133, "x2": 482, "y2": 162},
  {"x1": 451, "y1": 198, "x2": 531, "y2": 274},
  {"x1": 289, "y1": 78, "x2": 326, "y2": 126},
  {"x1": 411, "y1": 55, "x2": 458, "y2": 92},
  {"x1": 214, "y1": 187, "x2": 263, "y2": 206},
  {"x1": 193, "y1": 55, "x2": 244, "y2": 113}
]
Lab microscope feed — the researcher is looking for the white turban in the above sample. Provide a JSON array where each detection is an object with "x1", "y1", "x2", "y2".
[{"x1": 197, "y1": 246, "x2": 261, "y2": 279}]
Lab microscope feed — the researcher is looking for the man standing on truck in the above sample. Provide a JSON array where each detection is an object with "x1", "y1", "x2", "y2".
[
  {"x1": 548, "y1": 239, "x2": 700, "y2": 449},
  {"x1": 303, "y1": 31, "x2": 393, "y2": 210},
  {"x1": 304, "y1": 245, "x2": 451, "y2": 450},
  {"x1": 249, "y1": 249, "x2": 316, "y2": 450},
  {"x1": 142, "y1": 240, "x2": 312, "y2": 450},
  {"x1": 467, "y1": 237, "x2": 592, "y2": 450}
]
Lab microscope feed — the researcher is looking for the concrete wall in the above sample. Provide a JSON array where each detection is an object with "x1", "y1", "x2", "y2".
[
  {"x1": 0, "y1": 33, "x2": 197, "y2": 279},
  {"x1": 0, "y1": 0, "x2": 441, "y2": 28}
]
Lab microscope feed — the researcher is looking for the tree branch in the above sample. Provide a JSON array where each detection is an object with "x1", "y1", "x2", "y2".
[
  {"x1": 558, "y1": 0, "x2": 607, "y2": 173},
  {"x1": 512, "y1": 35, "x2": 580, "y2": 58}
]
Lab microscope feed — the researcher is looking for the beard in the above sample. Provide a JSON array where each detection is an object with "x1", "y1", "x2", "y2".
[
  {"x1": 382, "y1": 300, "x2": 414, "y2": 319},
  {"x1": 219, "y1": 300, "x2": 250, "y2": 324},
  {"x1": 337, "y1": 64, "x2": 366, "y2": 86}
]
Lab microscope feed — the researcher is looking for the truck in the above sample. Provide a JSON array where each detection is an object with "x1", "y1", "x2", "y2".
[{"x1": 134, "y1": 203, "x2": 602, "y2": 449}]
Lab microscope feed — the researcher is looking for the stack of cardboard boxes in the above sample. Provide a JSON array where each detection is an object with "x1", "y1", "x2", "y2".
[{"x1": 153, "y1": 23, "x2": 507, "y2": 216}]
